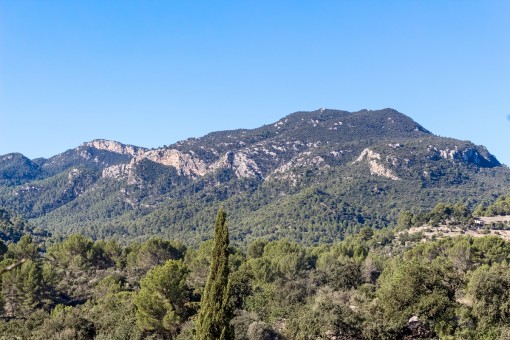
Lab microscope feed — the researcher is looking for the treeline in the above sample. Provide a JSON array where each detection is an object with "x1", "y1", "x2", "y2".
[
  {"x1": 398, "y1": 199, "x2": 510, "y2": 233},
  {"x1": 2, "y1": 220, "x2": 510, "y2": 338},
  {"x1": 474, "y1": 196, "x2": 510, "y2": 217},
  {"x1": 398, "y1": 201, "x2": 474, "y2": 229}
]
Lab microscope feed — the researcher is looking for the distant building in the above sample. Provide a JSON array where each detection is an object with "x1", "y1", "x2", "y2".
[{"x1": 474, "y1": 218, "x2": 485, "y2": 226}]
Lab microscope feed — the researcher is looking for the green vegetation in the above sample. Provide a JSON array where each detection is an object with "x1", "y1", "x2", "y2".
[
  {"x1": 397, "y1": 201, "x2": 474, "y2": 229},
  {"x1": 1, "y1": 110, "x2": 510, "y2": 338},
  {"x1": 0, "y1": 153, "x2": 42, "y2": 186},
  {"x1": 1, "y1": 109, "x2": 509, "y2": 246},
  {"x1": 1, "y1": 202, "x2": 510, "y2": 339},
  {"x1": 134, "y1": 260, "x2": 190, "y2": 336},
  {"x1": 195, "y1": 208, "x2": 233, "y2": 340},
  {"x1": 474, "y1": 195, "x2": 510, "y2": 217}
]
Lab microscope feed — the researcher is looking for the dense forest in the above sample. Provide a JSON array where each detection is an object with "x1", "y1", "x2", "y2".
[
  {"x1": 2, "y1": 109, "x2": 510, "y2": 247},
  {"x1": 1, "y1": 199, "x2": 510, "y2": 339}
]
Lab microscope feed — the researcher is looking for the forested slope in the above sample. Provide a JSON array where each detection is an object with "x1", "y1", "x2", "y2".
[
  {"x1": 1, "y1": 108, "x2": 509, "y2": 243},
  {"x1": 1, "y1": 205, "x2": 510, "y2": 339}
]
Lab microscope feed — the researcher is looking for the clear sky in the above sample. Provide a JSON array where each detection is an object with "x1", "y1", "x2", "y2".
[{"x1": 1, "y1": 1, "x2": 509, "y2": 165}]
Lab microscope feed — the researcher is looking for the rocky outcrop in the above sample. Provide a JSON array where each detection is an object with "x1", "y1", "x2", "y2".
[
  {"x1": 102, "y1": 148, "x2": 208, "y2": 183},
  {"x1": 428, "y1": 145, "x2": 500, "y2": 167},
  {"x1": 353, "y1": 148, "x2": 400, "y2": 181},
  {"x1": 268, "y1": 152, "x2": 328, "y2": 183},
  {"x1": 84, "y1": 139, "x2": 146, "y2": 157},
  {"x1": 102, "y1": 163, "x2": 132, "y2": 181},
  {"x1": 141, "y1": 149, "x2": 208, "y2": 177},
  {"x1": 103, "y1": 147, "x2": 265, "y2": 182},
  {"x1": 210, "y1": 151, "x2": 262, "y2": 178}
]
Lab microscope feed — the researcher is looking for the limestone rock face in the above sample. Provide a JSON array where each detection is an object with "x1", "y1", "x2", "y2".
[
  {"x1": 102, "y1": 148, "x2": 208, "y2": 183},
  {"x1": 210, "y1": 151, "x2": 262, "y2": 179},
  {"x1": 83, "y1": 139, "x2": 146, "y2": 157},
  {"x1": 140, "y1": 149, "x2": 208, "y2": 177},
  {"x1": 354, "y1": 148, "x2": 400, "y2": 181},
  {"x1": 103, "y1": 148, "x2": 265, "y2": 182},
  {"x1": 428, "y1": 145, "x2": 500, "y2": 167},
  {"x1": 102, "y1": 163, "x2": 132, "y2": 180}
]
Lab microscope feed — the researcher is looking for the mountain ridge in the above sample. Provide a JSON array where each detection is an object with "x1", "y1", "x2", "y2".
[{"x1": 0, "y1": 108, "x2": 508, "y2": 244}]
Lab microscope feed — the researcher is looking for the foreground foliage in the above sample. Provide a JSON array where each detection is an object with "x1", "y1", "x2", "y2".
[
  {"x1": 195, "y1": 208, "x2": 233, "y2": 340},
  {"x1": 2, "y1": 204, "x2": 510, "y2": 339}
]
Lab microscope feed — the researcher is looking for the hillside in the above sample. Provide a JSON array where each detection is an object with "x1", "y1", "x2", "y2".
[
  {"x1": 2, "y1": 212, "x2": 510, "y2": 339},
  {"x1": 0, "y1": 108, "x2": 509, "y2": 244}
]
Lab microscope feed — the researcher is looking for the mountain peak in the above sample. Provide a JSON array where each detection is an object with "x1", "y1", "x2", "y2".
[
  {"x1": 0, "y1": 107, "x2": 508, "y2": 244},
  {"x1": 274, "y1": 108, "x2": 431, "y2": 141}
]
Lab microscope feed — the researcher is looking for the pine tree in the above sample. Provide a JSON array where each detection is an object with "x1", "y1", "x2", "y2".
[
  {"x1": 134, "y1": 259, "x2": 189, "y2": 335},
  {"x1": 21, "y1": 260, "x2": 45, "y2": 314},
  {"x1": 1, "y1": 268, "x2": 23, "y2": 317},
  {"x1": 195, "y1": 208, "x2": 233, "y2": 340}
]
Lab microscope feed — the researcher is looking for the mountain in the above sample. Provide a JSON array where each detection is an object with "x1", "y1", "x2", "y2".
[
  {"x1": 0, "y1": 108, "x2": 509, "y2": 245},
  {"x1": 0, "y1": 153, "x2": 43, "y2": 185}
]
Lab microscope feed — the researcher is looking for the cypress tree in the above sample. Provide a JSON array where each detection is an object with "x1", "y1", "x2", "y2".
[{"x1": 195, "y1": 208, "x2": 233, "y2": 340}]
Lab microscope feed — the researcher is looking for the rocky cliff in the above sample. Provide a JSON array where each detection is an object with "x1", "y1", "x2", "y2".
[{"x1": 0, "y1": 108, "x2": 508, "y2": 244}]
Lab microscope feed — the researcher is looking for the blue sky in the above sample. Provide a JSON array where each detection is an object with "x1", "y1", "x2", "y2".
[{"x1": 1, "y1": 1, "x2": 509, "y2": 165}]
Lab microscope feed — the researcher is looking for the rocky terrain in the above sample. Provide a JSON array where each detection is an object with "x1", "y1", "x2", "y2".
[{"x1": 0, "y1": 108, "x2": 509, "y2": 244}]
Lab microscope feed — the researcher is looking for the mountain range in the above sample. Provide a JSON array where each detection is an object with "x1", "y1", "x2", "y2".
[{"x1": 1, "y1": 108, "x2": 509, "y2": 245}]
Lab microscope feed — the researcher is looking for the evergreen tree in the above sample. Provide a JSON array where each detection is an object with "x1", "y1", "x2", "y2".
[
  {"x1": 134, "y1": 260, "x2": 189, "y2": 335},
  {"x1": 195, "y1": 208, "x2": 233, "y2": 340},
  {"x1": 21, "y1": 260, "x2": 45, "y2": 314},
  {"x1": 1, "y1": 267, "x2": 23, "y2": 317}
]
